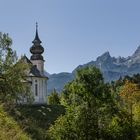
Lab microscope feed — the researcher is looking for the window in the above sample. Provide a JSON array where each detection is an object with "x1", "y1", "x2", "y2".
[{"x1": 35, "y1": 80, "x2": 38, "y2": 96}]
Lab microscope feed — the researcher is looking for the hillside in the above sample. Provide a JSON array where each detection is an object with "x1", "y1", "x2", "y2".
[
  {"x1": 10, "y1": 105, "x2": 65, "y2": 140},
  {"x1": 47, "y1": 46, "x2": 140, "y2": 93},
  {"x1": 0, "y1": 105, "x2": 31, "y2": 140}
]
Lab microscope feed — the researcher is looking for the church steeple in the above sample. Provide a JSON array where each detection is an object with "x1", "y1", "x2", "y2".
[
  {"x1": 32, "y1": 22, "x2": 42, "y2": 44},
  {"x1": 30, "y1": 23, "x2": 44, "y2": 61}
]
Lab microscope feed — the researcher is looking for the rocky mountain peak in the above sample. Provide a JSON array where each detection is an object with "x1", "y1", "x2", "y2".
[
  {"x1": 47, "y1": 47, "x2": 140, "y2": 94},
  {"x1": 96, "y1": 51, "x2": 111, "y2": 62},
  {"x1": 115, "y1": 56, "x2": 126, "y2": 64},
  {"x1": 133, "y1": 46, "x2": 140, "y2": 57}
]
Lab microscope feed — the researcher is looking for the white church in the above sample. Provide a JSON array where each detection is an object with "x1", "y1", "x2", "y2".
[{"x1": 22, "y1": 23, "x2": 48, "y2": 104}]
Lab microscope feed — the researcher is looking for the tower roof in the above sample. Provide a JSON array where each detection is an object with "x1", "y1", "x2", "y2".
[
  {"x1": 32, "y1": 22, "x2": 42, "y2": 44},
  {"x1": 30, "y1": 23, "x2": 44, "y2": 61}
]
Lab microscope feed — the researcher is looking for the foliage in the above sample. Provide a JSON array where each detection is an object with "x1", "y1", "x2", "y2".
[
  {"x1": 48, "y1": 67, "x2": 140, "y2": 140},
  {"x1": 10, "y1": 104, "x2": 65, "y2": 140},
  {"x1": 0, "y1": 105, "x2": 31, "y2": 140},
  {"x1": 47, "y1": 89, "x2": 60, "y2": 105},
  {"x1": 61, "y1": 66, "x2": 112, "y2": 106},
  {"x1": 119, "y1": 80, "x2": 140, "y2": 106},
  {"x1": 48, "y1": 66, "x2": 115, "y2": 140},
  {"x1": 109, "y1": 75, "x2": 140, "y2": 139},
  {"x1": 48, "y1": 102, "x2": 101, "y2": 140},
  {"x1": 119, "y1": 80, "x2": 140, "y2": 139},
  {"x1": 0, "y1": 32, "x2": 32, "y2": 107},
  {"x1": 103, "y1": 108, "x2": 136, "y2": 140}
]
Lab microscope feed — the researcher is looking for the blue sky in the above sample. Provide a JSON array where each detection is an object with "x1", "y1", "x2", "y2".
[{"x1": 0, "y1": 0, "x2": 140, "y2": 73}]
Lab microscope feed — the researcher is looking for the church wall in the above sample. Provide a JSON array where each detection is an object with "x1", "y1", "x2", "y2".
[{"x1": 29, "y1": 77, "x2": 47, "y2": 104}]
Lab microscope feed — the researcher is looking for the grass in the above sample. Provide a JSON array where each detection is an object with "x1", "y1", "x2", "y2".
[
  {"x1": 0, "y1": 105, "x2": 31, "y2": 140},
  {"x1": 9, "y1": 104, "x2": 65, "y2": 140}
]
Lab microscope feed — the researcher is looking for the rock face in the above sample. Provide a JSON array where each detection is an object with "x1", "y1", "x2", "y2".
[{"x1": 47, "y1": 46, "x2": 140, "y2": 94}]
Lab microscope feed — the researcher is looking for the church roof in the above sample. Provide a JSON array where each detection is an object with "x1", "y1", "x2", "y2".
[
  {"x1": 21, "y1": 55, "x2": 48, "y2": 78},
  {"x1": 32, "y1": 23, "x2": 42, "y2": 44},
  {"x1": 30, "y1": 23, "x2": 44, "y2": 61},
  {"x1": 21, "y1": 55, "x2": 32, "y2": 64},
  {"x1": 30, "y1": 65, "x2": 42, "y2": 77}
]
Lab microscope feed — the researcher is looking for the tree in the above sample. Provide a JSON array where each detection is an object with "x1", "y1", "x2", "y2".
[
  {"x1": 108, "y1": 76, "x2": 140, "y2": 139},
  {"x1": 119, "y1": 80, "x2": 140, "y2": 140},
  {"x1": 47, "y1": 89, "x2": 60, "y2": 105},
  {"x1": 61, "y1": 66, "x2": 112, "y2": 105},
  {"x1": 0, "y1": 32, "x2": 31, "y2": 107},
  {"x1": 48, "y1": 102, "x2": 98, "y2": 140},
  {"x1": 48, "y1": 66, "x2": 114, "y2": 140}
]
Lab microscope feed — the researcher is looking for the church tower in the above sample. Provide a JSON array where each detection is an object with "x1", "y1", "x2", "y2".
[
  {"x1": 30, "y1": 23, "x2": 44, "y2": 74},
  {"x1": 27, "y1": 23, "x2": 48, "y2": 104}
]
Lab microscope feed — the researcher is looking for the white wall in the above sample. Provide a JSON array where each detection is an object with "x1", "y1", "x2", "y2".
[{"x1": 30, "y1": 77, "x2": 47, "y2": 104}]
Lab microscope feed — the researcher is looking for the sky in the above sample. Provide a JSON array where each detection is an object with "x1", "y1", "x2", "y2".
[{"x1": 0, "y1": 0, "x2": 140, "y2": 74}]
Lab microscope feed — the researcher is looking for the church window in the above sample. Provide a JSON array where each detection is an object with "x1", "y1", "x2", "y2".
[{"x1": 35, "y1": 80, "x2": 38, "y2": 96}]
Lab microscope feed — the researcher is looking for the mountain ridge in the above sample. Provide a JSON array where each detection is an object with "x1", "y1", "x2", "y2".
[{"x1": 47, "y1": 46, "x2": 140, "y2": 93}]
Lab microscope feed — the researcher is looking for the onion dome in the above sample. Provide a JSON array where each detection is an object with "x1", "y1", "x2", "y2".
[{"x1": 30, "y1": 23, "x2": 44, "y2": 61}]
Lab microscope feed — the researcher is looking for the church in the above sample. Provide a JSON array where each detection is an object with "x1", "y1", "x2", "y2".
[{"x1": 22, "y1": 23, "x2": 48, "y2": 104}]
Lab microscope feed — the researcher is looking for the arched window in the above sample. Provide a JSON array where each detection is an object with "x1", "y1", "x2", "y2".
[{"x1": 35, "y1": 80, "x2": 38, "y2": 96}]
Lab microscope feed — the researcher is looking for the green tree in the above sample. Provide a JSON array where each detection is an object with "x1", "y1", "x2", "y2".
[
  {"x1": 48, "y1": 66, "x2": 114, "y2": 140},
  {"x1": 0, "y1": 105, "x2": 31, "y2": 140},
  {"x1": 47, "y1": 89, "x2": 60, "y2": 105},
  {"x1": 0, "y1": 32, "x2": 31, "y2": 107},
  {"x1": 119, "y1": 80, "x2": 140, "y2": 139},
  {"x1": 107, "y1": 76, "x2": 140, "y2": 139}
]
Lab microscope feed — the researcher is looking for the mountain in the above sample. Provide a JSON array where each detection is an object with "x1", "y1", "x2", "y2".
[
  {"x1": 47, "y1": 72, "x2": 74, "y2": 94},
  {"x1": 47, "y1": 46, "x2": 140, "y2": 94}
]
